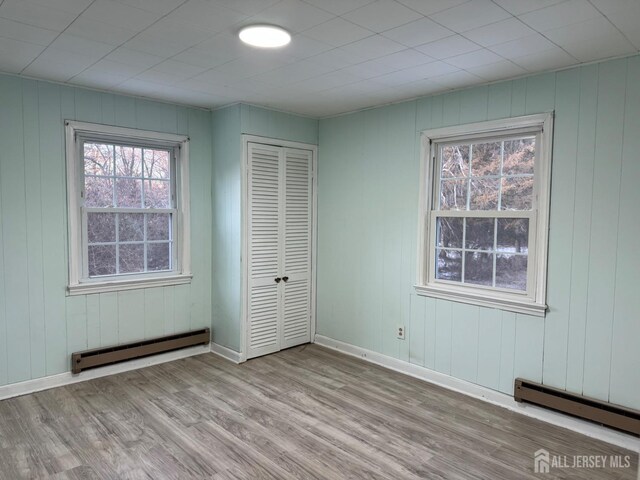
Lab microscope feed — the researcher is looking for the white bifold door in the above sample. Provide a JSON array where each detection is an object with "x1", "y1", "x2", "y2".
[{"x1": 246, "y1": 142, "x2": 314, "y2": 360}]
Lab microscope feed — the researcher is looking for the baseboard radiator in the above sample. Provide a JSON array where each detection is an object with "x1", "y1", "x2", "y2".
[
  {"x1": 514, "y1": 378, "x2": 640, "y2": 436},
  {"x1": 71, "y1": 328, "x2": 210, "y2": 374}
]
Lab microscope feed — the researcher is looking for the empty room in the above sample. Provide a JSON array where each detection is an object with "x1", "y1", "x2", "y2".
[{"x1": 0, "y1": 0, "x2": 638, "y2": 478}]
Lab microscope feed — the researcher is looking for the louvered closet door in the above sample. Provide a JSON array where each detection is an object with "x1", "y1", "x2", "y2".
[
  {"x1": 280, "y1": 148, "x2": 313, "y2": 349},
  {"x1": 247, "y1": 143, "x2": 282, "y2": 358}
]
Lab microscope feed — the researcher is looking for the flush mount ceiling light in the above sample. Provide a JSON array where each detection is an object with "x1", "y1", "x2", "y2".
[{"x1": 239, "y1": 25, "x2": 291, "y2": 48}]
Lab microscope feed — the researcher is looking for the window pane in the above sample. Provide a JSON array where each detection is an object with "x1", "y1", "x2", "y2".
[
  {"x1": 143, "y1": 149, "x2": 170, "y2": 179},
  {"x1": 465, "y1": 217, "x2": 494, "y2": 251},
  {"x1": 87, "y1": 213, "x2": 116, "y2": 243},
  {"x1": 147, "y1": 213, "x2": 170, "y2": 241},
  {"x1": 84, "y1": 143, "x2": 113, "y2": 176},
  {"x1": 441, "y1": 145, "x2": 469, "y2": 178},
  {"x1": 115, "y1": 146, "x2": 142, "y2": 177},
  {"x1": 469, "y1": 177, "x2": 499, "y2": 210},
  {"x1": 436, "y1": 217, "x2": 463, "y2": 248},
  {"x1": 436, "y1": 249, "x2": 462, "y2": 281},
  {"x1": 115, "y1": 178, "x2": 143, "y2": 207},
  {"x1": 501, "y1": 176, "x2": 533, "y2": 210},
  {"x1": 88, "y1": 245, "x2": 116, "y2": 277},
  {"x1": 503, "y1": 138, "x2": 534, "y2": 175},
  {"x1": 148, "y1": 243, "x2": 171, "y2": 271},
  {"x1": 497, "y1": 218, "x2": 529, "y2": 254},
  {"x1": 144, "y1": 180, "x2": 171, "y2": 208},
  {"x1": 119, "y1": 244, "x2": 144, "y2": 274},
  {"x1": 85, "y1": 176, "x2": 114, "y2": 207},
  {"x1": 119, "y1": 213, "x2": 144, "y2": 242},
  {"x1": 471, "y1": 141, "x2": 501, "y2": 176},
  {"x1": 496, "y1": 254, "x2": 527, "y2": 291},
  {"x1": 464, "y1": 252, "x2": 493, "y2": 286},
  {"x1": 440, "y1": 179, "x2": 467, "y2": 210}
]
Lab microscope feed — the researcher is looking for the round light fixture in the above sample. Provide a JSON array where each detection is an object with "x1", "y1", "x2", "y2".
[{"x1": 239, "y1": 25, "x2": 291, "y2": 48}]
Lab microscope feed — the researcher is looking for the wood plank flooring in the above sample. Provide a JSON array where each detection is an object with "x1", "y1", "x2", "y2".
[{"x1": 0, "y1": 345, "x2": 637, "y2": 479}]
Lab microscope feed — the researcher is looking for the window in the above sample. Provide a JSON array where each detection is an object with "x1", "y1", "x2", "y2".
[
  {"x1": 416, "y1": 113, "x2": 553, "y2": 316},
  {"x1": 66, "y1": 121, "x2": 191, "y2": 295}
]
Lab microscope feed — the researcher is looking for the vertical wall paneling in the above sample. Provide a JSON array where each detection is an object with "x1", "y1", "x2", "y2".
[
  {"x1": 23, "y1": 79, "x2": 46, "y2": 379},
  {"x1": 39, "y1": 82, "x2": 68, "y2": 376},
  {"x1": 317, "y1": 56, "x2": 640, "y2": 409},
  {"x1": 582, "y1": 59, "x2": 627, "y2": 401},
  {"x1": 450, "y1": 303, "x2": 479, "y2": 383},
  {"x1": 542, "y1": 67, "x2": 581, "y2": 389},
  {"x1": 565, "y1": 64, "x2": 599, "y2": 394},
  {"x1": 476, "y1": 308, "x2": 502, "y2": 391},
  {"x1": 609, "y1": 56, "x2": 640, "y2": 408},
  {"x1": 0, "y1": 75, "x2": 212, "y2": 386},
  {"x1": 0, "y1": 75, "x2": 31, "y2": 383}
]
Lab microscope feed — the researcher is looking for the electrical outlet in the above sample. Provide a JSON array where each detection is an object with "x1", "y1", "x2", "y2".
[{"x1": 396, "y1": 325, "x2": 405, "y2": 340}]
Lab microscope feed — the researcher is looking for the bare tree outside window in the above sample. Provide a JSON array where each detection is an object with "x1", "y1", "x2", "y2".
[{"x1": 84, "y1": 142, "x2": 173, "y2": 278}]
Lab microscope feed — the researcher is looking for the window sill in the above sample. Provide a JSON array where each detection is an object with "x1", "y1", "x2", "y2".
[
  {"x1": 67, "y1": 274, "x2": 192, "y2": 296},
  {"x1": 414, "y1": 284, "x2": 547, "y2": 317}
]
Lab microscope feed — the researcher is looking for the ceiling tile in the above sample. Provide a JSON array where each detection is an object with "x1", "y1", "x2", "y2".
[
  {"x1": 213, "y1": 0, "x2": 281, "y2": 16},
  {"x1": 250, "y1": 0, "x2": 334, "y2": 33},
  {"x1": 511, "y1": 46, "x2": 577, "y2": 71},
  {"x1": 302, "y1": 0, "x2": 376, "y2": 16},
  {"x1": 344, "y1": 48, "x2": 434, "y2": 78},
  {"x1": 544, "y1": 17, "x2": 636, "y2": 62},
  {"x1": 171, "y1": 46, "x2": 238, "y2": 69},
  {"x1": 463, "y1": 18, "x2": 536, "y2": 47},
  {"x1": 430, "y1": 69, "x2": 482, "y2": 89},
  {"x1": 89, "y1": 59, "x2": 150, "y2": 77},
  {"x1": 489, "y1": 34, "x2": 557, "y2": 59},
  {"x1": 253, "y1": 59, "x2": 335, "y2": 86},
  {"x1": 518, "y1": 0, "x2": 601, "y2": 32},
  {"x1": 48, "y1": 34, "x2": 115, "y2": 58},
  {"x1": 0, "y1": 17, "x2": 58, "y2": 46},
  {"x1": 0, "y1": 0, "x2": 79, "y2": 31},
  {"x1": 492, "y1": 0, "x2": 564, "y2": 15},
  {"x1": 395, "y1": 0, "x2": 470, "y2": 16},
  {"x1": 283, "y1": 34, "x2": 334, "y2": 59},
  {"x1": 113, "y1": 0, "x2": 187, "y2": 16},
  {"x1": 466, "y1": 59, "x2": 527, "y2": 81},
  {"x1": 168, "y1": 0, "x2": 248, "y2": 33},
  {"x1": 64, "y1": 17, "x2": 138, "y2": 46},
  {"x1": 307, "y1": 48, "x2": 364, "y2": 70},
  {"x1": 382, "y1": 17, "x2": 453, "y2": 47},
  {"x1": 0, "y1": 37, "x2": 46, "y2": 73},
  {"x1": 29, "y1": 0, "x2": 94, "y2": 14},
  {"x1": 429, "y1": 0, "x2": 511, "y2": 32},
  {"x1": 343, "y1": 0, "x2": 423, "y2": 33},
  {"x1": 339, "y1": 35, "x2": 406, "y2": 61},
  {"x1": 81, "y1": 0, "x2": 163, "y2": 31},
  {"x1": 293, "y1": 69, "x2": 362, "y2": 92},
  {"x1": 303, "y1": 18, "x2": 373, "y2": 47},
  {"x1": 593, "y1": 2, "x2": 640, "y2": 49},
  {"x1": 23, "y1": 48, "x2": 97, "y2": 81},
  {"x1": 372, "y1": 61, "x2": 458, "y2": 85},
  {"x1": 445, "y1": 48, "x2": 504, "y2": 68},
  {"x1": 103, "y1": 47, "x2": 164, "y2": 69},
  {"x1": 415, "y1": 35, "x2": 481, "y2": 59},
  {"x1": 70, "y1": 68, "x2": 131, "y2": 89}
]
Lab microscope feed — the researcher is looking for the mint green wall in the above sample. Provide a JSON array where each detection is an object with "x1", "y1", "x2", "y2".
[
  {"x1": 0, "y1": 75, "x2": 212, "y2": 387},
  {"x1": 211, "y1": 103, "x2": 318, "y2": 351},
  {"x1": 317, "y1": 55, "x2": 640, "y2": 410}
]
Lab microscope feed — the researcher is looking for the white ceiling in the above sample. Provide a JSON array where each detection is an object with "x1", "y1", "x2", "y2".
[{"x1": 0, "y1": 0, "x2": 638, "y2": 117}]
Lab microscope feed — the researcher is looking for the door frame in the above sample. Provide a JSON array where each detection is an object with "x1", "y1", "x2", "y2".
[{"x1": 239, "y1": 135, "x2": 318, "y2": 363}]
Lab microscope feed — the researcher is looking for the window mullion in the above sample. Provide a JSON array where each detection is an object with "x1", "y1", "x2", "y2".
[
  {"x1": 115, "y1": 212, "x2": 120, "y2": 275},
  {"x1": 492, "y1": 217, "x2": 498, "y2": 288},
  {"x1": 461, "y1": 217, "x2": 467, "y2": 283}
]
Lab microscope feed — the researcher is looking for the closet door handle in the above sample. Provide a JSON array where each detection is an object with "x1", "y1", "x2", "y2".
[
  {"x1": 274, "y1": 277, "x2": 281, "y2": 283},
  {"x1": 282, "y1": 276, "x2": 289, "y2": 282}
]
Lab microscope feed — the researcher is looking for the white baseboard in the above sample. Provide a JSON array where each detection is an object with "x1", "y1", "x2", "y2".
[
  {"x1": 314, "y1": 335, "x2": 640, "y2": 452},
  {"x1": 0, "y1": 344, "x2": 210, "y2": 401},
  {"x1": 210, "y1": 342, "x2": 241, "y2": 364}
]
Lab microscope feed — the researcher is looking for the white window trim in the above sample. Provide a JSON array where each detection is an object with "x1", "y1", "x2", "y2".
[
  {"x1": 415, "y1": 113, "x2": 554, "y2": 317},
  {"x1": 65, "y1": 120, "x2": 192, "y2": 296}
]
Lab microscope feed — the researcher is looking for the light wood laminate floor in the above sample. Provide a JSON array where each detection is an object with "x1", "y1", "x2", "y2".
[{"x1": 0, "y1": 345, "x2": 637, "y2": 479}]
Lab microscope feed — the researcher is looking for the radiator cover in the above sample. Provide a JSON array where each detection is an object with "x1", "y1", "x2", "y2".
[
  {"x1": 71, "y1": 328, "x2": 210, "y2": 374},
  {"x1": 514, "y1": 378, "x2": 639, "y2": 436}
]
